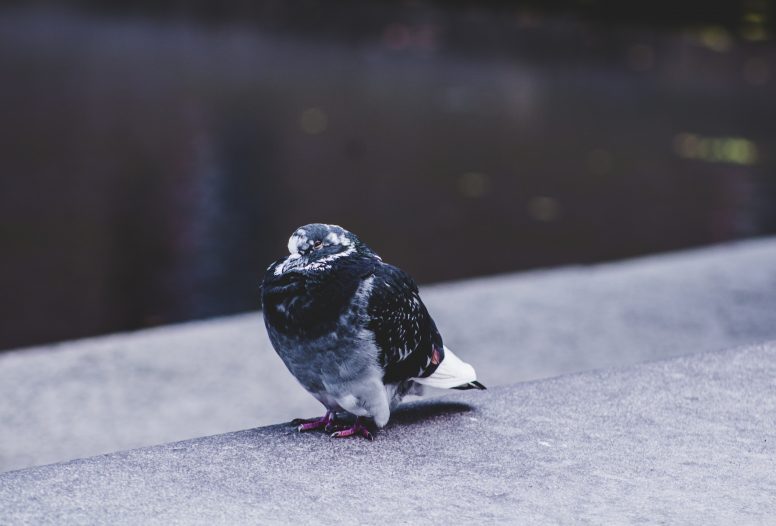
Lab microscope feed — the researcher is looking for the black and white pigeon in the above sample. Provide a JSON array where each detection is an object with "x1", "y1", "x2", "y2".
[{"x1": 261, "y1": 223, "x2": 485, "y2": 440}]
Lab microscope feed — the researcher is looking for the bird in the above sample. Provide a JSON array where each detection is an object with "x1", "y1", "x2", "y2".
[{"x1": 261, "y1": 223, "x2": 485, "y2": 440}]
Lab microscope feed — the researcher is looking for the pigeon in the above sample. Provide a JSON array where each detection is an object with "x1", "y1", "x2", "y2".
[{"x1": 261, "y1": 223, "x2": 485, "y2": 440}]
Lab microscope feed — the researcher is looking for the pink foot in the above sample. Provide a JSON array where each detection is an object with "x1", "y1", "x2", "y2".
[
  {"x1": 291, "y1": 411, "x2": 335, "y2": 432},
  {"x1": 330, "y1": 418, "x2": 374, "y2": 440}
]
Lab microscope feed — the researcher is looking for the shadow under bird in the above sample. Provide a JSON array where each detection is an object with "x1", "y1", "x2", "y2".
[{"x1": 261, "y1": 223, "x2": 485, "y2": 440}]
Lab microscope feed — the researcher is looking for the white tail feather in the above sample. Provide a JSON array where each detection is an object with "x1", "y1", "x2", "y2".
[{"x1": 413, "y1": 346, "x2": 478, "y2": 389}]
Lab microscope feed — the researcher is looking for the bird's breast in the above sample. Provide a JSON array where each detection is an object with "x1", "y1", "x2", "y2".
[{"x1": 267, "y1": 322, "x2": 379, "y2": 394}]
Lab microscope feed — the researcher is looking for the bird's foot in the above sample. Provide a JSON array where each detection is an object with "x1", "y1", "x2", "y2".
[
  {"x1": 330, "y1": 418, "x2": 374, "y2": 441},
  {"x1": 291, "y1": 411, "x2": 336, "y2": 432}
]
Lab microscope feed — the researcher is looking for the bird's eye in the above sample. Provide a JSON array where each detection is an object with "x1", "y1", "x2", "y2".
[{"x1": 312, "y1": 240, "x2": 323, "y2": 250}]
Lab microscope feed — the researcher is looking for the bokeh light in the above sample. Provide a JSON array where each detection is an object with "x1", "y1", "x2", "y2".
[
  {"x1": 673, "y1": 134, "x2": 758, "y2": 165},
  {"x1": 299, "y1": 108, "x2": 328, "y2": 135},
  {"x1": 457, "y1": 172, "x2": 491, "y2": 198},
  {"x1": 527, "y1": 197, "x2": 562, "y2": 222}
]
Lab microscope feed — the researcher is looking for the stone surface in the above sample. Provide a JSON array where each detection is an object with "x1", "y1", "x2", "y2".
[
  {"x1": 1, "y1": 343, "x2": 775, "y2": 524},
  {"x1": 1, "y1": 238, "x2": 776, "y2": 472}
]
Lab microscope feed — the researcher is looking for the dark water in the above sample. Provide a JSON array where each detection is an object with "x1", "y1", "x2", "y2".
[{"x1": 1, "y1": 4, "x2": 774, "y2": 350}]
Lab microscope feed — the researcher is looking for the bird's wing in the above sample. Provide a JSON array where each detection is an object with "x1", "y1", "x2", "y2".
[{"x1": 366, "y1": 264, "x2": 445, "y2": 384}]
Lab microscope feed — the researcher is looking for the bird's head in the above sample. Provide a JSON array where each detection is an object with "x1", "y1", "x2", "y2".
[{"x1": 271, "y1": 223, "x2": 375, "y2": 277}]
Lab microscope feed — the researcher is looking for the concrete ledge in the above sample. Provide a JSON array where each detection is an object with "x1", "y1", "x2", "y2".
[
  {"x1": 2, "y1": 343, "x2": 775, "y2": 524},
  {"x1": 1, "y1": 237, "x2": 776, "y2": 472}
]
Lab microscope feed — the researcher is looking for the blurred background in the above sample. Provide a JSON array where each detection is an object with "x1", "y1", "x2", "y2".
[{"x1": 1, "y1": 0, "x2": 774, "y2": 352}]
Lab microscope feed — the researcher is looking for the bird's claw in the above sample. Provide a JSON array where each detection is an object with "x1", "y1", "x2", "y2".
[
  {"x1": 329, "y1": 419, "x2": 374, "y2": 440},
  {"x1": 292, "y1": 413, "x2": 375, "y2": 439},
  {"x1": 292, "y1": 411, "x2": 335, "y2": 432},
  {"x1": 297, "y1": 421, "x2": 323, "y2": 432}
]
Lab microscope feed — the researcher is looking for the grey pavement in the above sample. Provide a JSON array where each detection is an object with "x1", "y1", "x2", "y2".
[
  {"x1": 1, "y1": 238, "x2": 776, "y2": 472},
  {"x1": 1, "y1": 342, "x2": 775, "y2": 524}
]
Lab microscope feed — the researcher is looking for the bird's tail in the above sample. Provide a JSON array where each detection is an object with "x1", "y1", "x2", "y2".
[{"x1": 413, "y1": 346, "x2": 486, "y2": 390}]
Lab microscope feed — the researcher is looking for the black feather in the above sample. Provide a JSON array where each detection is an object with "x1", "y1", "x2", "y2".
[
  {"x1": 450, "y1": 381, "x2": 487, "y2": 390},
  {"x1": 366, "y1": 264, "x2": 444, "y2": 384}
]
